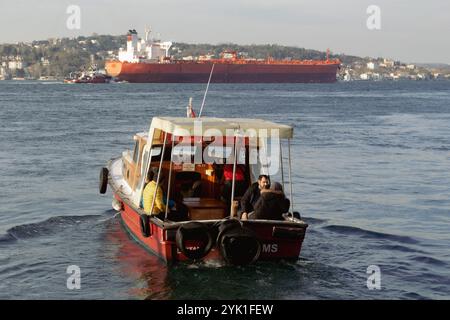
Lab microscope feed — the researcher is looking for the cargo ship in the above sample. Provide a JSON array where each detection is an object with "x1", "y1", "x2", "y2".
[{"x1": 105, "y1": 29, "x2": 340, "y2": 83}]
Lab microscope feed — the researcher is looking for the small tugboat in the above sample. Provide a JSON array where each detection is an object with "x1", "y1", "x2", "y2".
[
  {"x1": 64, "y1": 65, "x2": 112, "y2": 84},
  {"x1": 99, "y1": 106, "x2": 308, "y2": 265}
]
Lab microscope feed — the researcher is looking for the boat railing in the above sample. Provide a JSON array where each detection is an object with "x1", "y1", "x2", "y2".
[{"x1": 171, "y1": 58, "x2": 340, "y2": 66}]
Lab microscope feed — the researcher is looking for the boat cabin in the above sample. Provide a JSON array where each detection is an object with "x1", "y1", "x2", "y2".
[{"x1": 121, "y1": 117, "x2": 294, "y2": 222}]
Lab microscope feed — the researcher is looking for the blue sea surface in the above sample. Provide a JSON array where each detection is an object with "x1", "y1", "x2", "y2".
[{"x1": 0, "y1": 80, "x2": 449, "y2": 299}]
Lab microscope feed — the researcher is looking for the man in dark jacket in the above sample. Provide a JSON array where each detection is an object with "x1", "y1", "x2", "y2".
[
  {"x1": 251, "y1": 182, "x2": 290, "y2": 220},
  {"x1": 240, "y1": 174, "x2": 270, "y2": 216}
]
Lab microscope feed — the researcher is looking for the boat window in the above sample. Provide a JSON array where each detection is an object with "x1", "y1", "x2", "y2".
[
  {"x1": 237, "y1": 148, "x2": 246, "y2": 164},
  {"x1": 132, "y1": 140, "x2": 140, "y2": 163},
  {"x1": 141, "y1": 150, "x2": 149, "y2": 176},
  {"x1": 256, "y1": 140, "x2": 280, "y2": 177},
  {"x1": 150, "y1": 146, "x2": 162, "y2": 157},
  {"x1": 227, "y1": 147, "x2": 246, "y2": 164},
  {"x1": 204, "y1": 145, "x2": 246, "y2": 164},
  {"x1": 206, "y1": 146, "x2": 232, "y2": 159},
  {"x1": 172, "y1": 145, "x2": 198, "y2": 163}
]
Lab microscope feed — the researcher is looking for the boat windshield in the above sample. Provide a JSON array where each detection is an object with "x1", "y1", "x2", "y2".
[
  {"x1": 172, "y1": 145, "x2": 198, "y2": 163},
  {"x1": 204, "y1": 145, "x2": 245, "y2": 164}
]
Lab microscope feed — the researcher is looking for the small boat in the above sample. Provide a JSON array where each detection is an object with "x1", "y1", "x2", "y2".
[
  {"x1": 99, "y1": 113, "x2": 308, "y2": 265},
  {"x1": 64, "y1": 67, "x2": 111, "y2": 84}
]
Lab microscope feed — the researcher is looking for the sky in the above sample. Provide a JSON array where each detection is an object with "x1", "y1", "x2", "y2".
[{"x1": 0, "y1": 0, "x2": 449, "y2": 63}]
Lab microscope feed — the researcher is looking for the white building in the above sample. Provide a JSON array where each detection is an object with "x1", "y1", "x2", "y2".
[
  {"x1": 383, "y1": 58, "x2": 395, "y2": 67},
  {"x1": 367, "y1": 62, "x2": 376, "y2": 70},
  {"x1": 360, "y1": 73, "x2": 370, "y2": 80},
  {"x1": 8, "y1": 59, "x2": 24, "y2": 70},
  {"x1": 198, "y1": 54, "x2": 214, "y2": 61},
  {"x1": 40, "y1": 57, "x2": 50, "y2": 66}
]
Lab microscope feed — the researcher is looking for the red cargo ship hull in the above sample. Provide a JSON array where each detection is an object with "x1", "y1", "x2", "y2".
[{"x1": 106, "y1": 60, "x2": 340, "y2": 83}]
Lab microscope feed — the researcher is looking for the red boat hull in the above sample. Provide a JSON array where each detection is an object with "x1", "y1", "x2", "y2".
[
  {"x1": 114, "y1": 192, "x2": 307, "y2": 265},
  {"x1": 106, "y1": 60, "x2": 339, "y2": 83}
]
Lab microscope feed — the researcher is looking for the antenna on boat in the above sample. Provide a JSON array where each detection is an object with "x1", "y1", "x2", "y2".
[{"x1": 198, "y1": 63, "x2": 215, "y2": 118}]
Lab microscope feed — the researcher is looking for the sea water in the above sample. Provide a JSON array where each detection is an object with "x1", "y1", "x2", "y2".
[{"x1": 0, "y1": 80, "x2": 449, "y2": 299}]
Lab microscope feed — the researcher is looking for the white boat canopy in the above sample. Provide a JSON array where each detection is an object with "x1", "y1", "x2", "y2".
[{"x1": 150, "y1": 117, "x2": 293, "y2": 139}]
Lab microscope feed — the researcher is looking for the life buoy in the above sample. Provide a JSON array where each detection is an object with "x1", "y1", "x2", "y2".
[
  {"x1": 139, "y1": 214, "x2": 151, "y2": 238},
  {"x1": 99, "y1": 167, "x2": 108, "y2": 194},
  {"x1": 214, "y1": 218, "x2": 242, "y2": 246},
  {"x1": 219, "y1": 226, "x2": 261, "y2": 266},
  {"x1": 176, "y1": 222, "x2": 213, "y2": 260}
]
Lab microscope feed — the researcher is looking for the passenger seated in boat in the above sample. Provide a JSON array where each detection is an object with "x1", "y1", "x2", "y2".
[
  {"x1": 180, "y1": 181, "x2": 202, "y2": 198},
  {"x1": 143, "y1": 168, "x2": 167, "y2": 216},
  {"x1": 221, "y1": 164, "x2": 247, "y2": 204},
  {"x1": 175, "y1": 171, "x2": 202, "y2": 198},
  {"x1": 243, "y1": 182, "x2": 290, "y2": 221},
  {"x1": 140, "y1": 170, "x2": 154, "y2": 208},
  {"x1": 143, "y1": 168, "x2": 188, "y2": 221},
  {"x1": 240, "y1": 174, "x2": 270, "y2": 218}
]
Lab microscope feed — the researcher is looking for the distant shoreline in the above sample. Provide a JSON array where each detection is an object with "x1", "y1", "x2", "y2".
[{"x1": 2, "y1": 34, "x2": 450, "y2": 81}]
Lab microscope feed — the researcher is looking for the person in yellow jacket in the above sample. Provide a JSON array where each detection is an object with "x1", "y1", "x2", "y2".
[{"x1": 143, "y1": 169, "x2": 166, "y2": 215}]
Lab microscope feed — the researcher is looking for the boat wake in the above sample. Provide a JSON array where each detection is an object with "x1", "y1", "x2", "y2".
[
  {"x1": 1, "y1": 211, "x2": 116, "y2": 243},
  {"x1": 0, "y1": 233, "x2": 17, "y2": 244},
  {"x1": 323, "y1": 224, "x2": 419, "y2": 244}
]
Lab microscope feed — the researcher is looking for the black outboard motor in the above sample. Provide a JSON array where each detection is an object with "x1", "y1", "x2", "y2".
[{"x1": 215, "y1": 219, "x2": 261, "y2": 265}]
